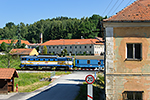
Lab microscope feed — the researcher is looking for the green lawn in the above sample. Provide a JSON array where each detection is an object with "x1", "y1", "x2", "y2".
[{"x1": 14, "y1": 72, "x2": 71, "y2": 92}]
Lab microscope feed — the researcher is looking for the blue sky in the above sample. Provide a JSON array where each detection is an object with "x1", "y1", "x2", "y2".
[{"x1": 0, "y1": 0, "x2": 136, "y2": 28}]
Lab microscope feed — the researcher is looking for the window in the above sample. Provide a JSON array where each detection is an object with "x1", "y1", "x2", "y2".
[
  {"x1": 75, "y1": 46, "x2": 77, "y2": 48},
  {"x1": 122, "y1": 91, "x2": 143, "y2": 100},
  {"x1": 98, "y1": 61, "x2": 101, "y2": 65},
  {"x1": 80, "y1": 46, "x2": 81, "y2": 49},
  {"x1": 87, "y1": 60, "x2": 90, "y2": 64},
  {"x1": 85, "y1": 46, "x2": 86, "y2": 48},
  {"x1": 126, "y1": 43, "x2": 142, "y2": 60},
  {"x1": 90, "y1": 51, "x2": 91, "y2": 54},
  {"x1": 70, "y1": 46, "x2": 72, "y2": 49},
  {"x1": 77, "y1": 60, "x2": 79, "y2": 64}
]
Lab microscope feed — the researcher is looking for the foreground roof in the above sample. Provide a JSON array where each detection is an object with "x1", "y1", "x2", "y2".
[
  {"x1": 104, "y1": 0, "x2": 150, "y2": 22},
  {"x1": 0, "y1": 40, "x2": 30, "y2": 45},
  {"x1": 0, "y1": 68, "x2": 18, "y2": 79},
  {"x1": 10, "y1": 48, "x2": 35, "y2": 55},
  {"x1": 40, "y1": 38, "x2": 104, "y2": 46}
]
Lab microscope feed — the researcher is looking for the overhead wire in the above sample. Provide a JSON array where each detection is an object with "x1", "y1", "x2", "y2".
[
  {"x1": 104, "y1": 0, "x2": 135, "y2": 22},
  {"x1": 102, "y1": 0, "x2": 114, "y2": 16},
  {"x1": 110, "y1": 0, "x2": 133, "y2": 21},
  {"x1": 106, "y1": 0, "x2": 120, "y2": 17},
  {"x1": 110, "y1": 0, "x2": 125, "y2": 15}
]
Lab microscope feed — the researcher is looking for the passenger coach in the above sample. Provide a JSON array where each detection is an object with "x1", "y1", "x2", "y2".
[{"x1": 74, "y1": 56, "x2": 104, "y2": 70}]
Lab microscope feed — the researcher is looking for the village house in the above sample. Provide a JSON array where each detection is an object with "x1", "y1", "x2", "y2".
[
  {"x1": 10, "y1": 48, "x2": 39, "y2": 56},
  {"x1": 103, "y1": 0, "x2": 150, "y2": 100},
  {"x1": 39, "y1": 38, "x2": 104, "y2": 56}
]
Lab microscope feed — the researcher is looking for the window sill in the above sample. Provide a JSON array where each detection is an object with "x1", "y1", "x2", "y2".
[{"x1": 125, "y1": 58, "x2": 142, "y2": 61}]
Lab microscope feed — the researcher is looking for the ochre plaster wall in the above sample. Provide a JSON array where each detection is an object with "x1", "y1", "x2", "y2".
[
  {"x1": 29, "y1": 48, "x2": 39, "y2": 56},
  {"x1": 113, "y1": 27, "x2": 150, "y2": 73},
  {"x1": 109, "y1": 27, "x2": 150, "y2": 100}
]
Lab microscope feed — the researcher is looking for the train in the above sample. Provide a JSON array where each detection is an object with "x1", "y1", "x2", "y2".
[{"x1": 20, "y1": 55, "x2": 104, "y2": 70}]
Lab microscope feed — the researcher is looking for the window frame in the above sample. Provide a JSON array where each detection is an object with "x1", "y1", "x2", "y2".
[
  {"x1": 122, "y1": 91, "x2": 143, "y2": 100},
  {"x1": 87, "y1": 60, "x2": 90, "y2": 64},
  {"x1": 126, "y1": 43, "x2": 142, "y2": 61}
]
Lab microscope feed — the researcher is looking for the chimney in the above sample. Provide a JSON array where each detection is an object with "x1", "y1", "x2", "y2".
[{"x1": 40, "y1": 33, "x2": 43, "y2": 44}]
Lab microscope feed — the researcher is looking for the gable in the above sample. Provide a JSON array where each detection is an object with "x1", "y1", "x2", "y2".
[{"x1": 0, "y1": 68, "x2": 18, "y2": 79}]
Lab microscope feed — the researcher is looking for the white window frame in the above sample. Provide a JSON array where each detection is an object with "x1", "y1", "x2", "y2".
[{"x1": 126, "y1": 43, "x2": 142, "y2": 60}]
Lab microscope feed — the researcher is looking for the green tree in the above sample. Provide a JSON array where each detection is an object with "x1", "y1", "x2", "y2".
[
  {"x1": 61, "y1": 49, "x2": 67, "y2": 57},
  {"x1": 1, "y1": 42, "x2": 7, "y2": 51},
  {"x1": 1, "y1": 14, "x2": 105, "y2": 42},
  {"x1": 20, "y1": 22, "x2": 28, "y2": 39},
  {"x1": 21, "y1": 43, "x2": 26, "y2": 48},
  {"x1": 0, "y1": 40, "x2": 18, "y2": 68},
  {"x1": 5, "y1": 22, "x2": 15, "y2": 29},
  {"x1": 43, "y1": 45, "x2": 47, "y2": 54},
  {"x1": 35, "y1": 46, "x2": 39, "y2": 52}
]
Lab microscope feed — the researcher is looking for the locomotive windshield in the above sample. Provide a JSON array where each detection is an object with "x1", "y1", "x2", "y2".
[
  {"x1": 22, "y1": 58, "x2": 26, "y2": 60},
  {"x1": 67, "y1": 58, "x2": 72, "y2": 61}
]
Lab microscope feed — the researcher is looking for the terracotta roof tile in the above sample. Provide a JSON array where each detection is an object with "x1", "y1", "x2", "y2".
[
  {"x1": 0, "y1": 68, "x2": 18, "y2": 79},
  {"x1": 0, "y1": 40, "x2": 30, "y2": 45},
  {"x1": 40, "y1": 38, "x2": 104, "y2": 46},
  {"x1": 10, "y1": 48, "x2": 34, "y2": 55},
  {"x1": 104, "y1": 0, "x2": 150, "y2": 22}
]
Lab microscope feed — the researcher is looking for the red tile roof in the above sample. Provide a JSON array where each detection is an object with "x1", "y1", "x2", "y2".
[
  {"x1": 0, "y1": 40, "x2": 30, "y2": 45},
  {"x1": 0, "y1": 68, "x2": 18, "y2": 79},
  {"x1": 104, "y1": 0, "x2": 150, "y2": 22},
  {"x1": 40, "y1": 38, "x2": 104, "y2": 46},
  {"x1": 10, "y1": 48, "x2": 34, "y2": 55}
]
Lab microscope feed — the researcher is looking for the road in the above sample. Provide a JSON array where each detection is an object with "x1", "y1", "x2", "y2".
[{"x1": 0, "y1": 71, "x2": 95, "y2": 100}]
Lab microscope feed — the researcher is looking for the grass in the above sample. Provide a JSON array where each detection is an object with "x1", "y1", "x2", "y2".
[
  {"x1": 74, "y1": 74, "x2": 105, "y2": 100},
  {"x1": 14, "y1": 72, "x2": 71, "y2": 92}
]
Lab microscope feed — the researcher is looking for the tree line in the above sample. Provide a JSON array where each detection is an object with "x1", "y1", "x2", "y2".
[{"x1": 0, "y1": 14, "x2": 107, "y2": 43}]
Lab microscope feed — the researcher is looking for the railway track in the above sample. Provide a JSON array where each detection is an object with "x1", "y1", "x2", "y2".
[{"x1": 16, "y1": 69, "x2": 104, "y2": 72}]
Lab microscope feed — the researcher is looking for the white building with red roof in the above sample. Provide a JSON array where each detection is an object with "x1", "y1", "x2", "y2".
[
  {"x1": 0, "y1": 39, "x2": 30, "y2": 48},
  {"x1": 39, "y1": 38, "x2": 104, "y2": 55}
]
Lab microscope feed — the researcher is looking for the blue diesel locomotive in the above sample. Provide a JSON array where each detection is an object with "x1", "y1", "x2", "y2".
[{"x1": 20, "y1": 55, "x2": 73, "y2": 70}]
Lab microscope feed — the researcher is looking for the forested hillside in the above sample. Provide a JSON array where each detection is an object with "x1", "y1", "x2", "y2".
[{"x1": 0, "y1": 14, "x2": 107, "y2": 43}]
